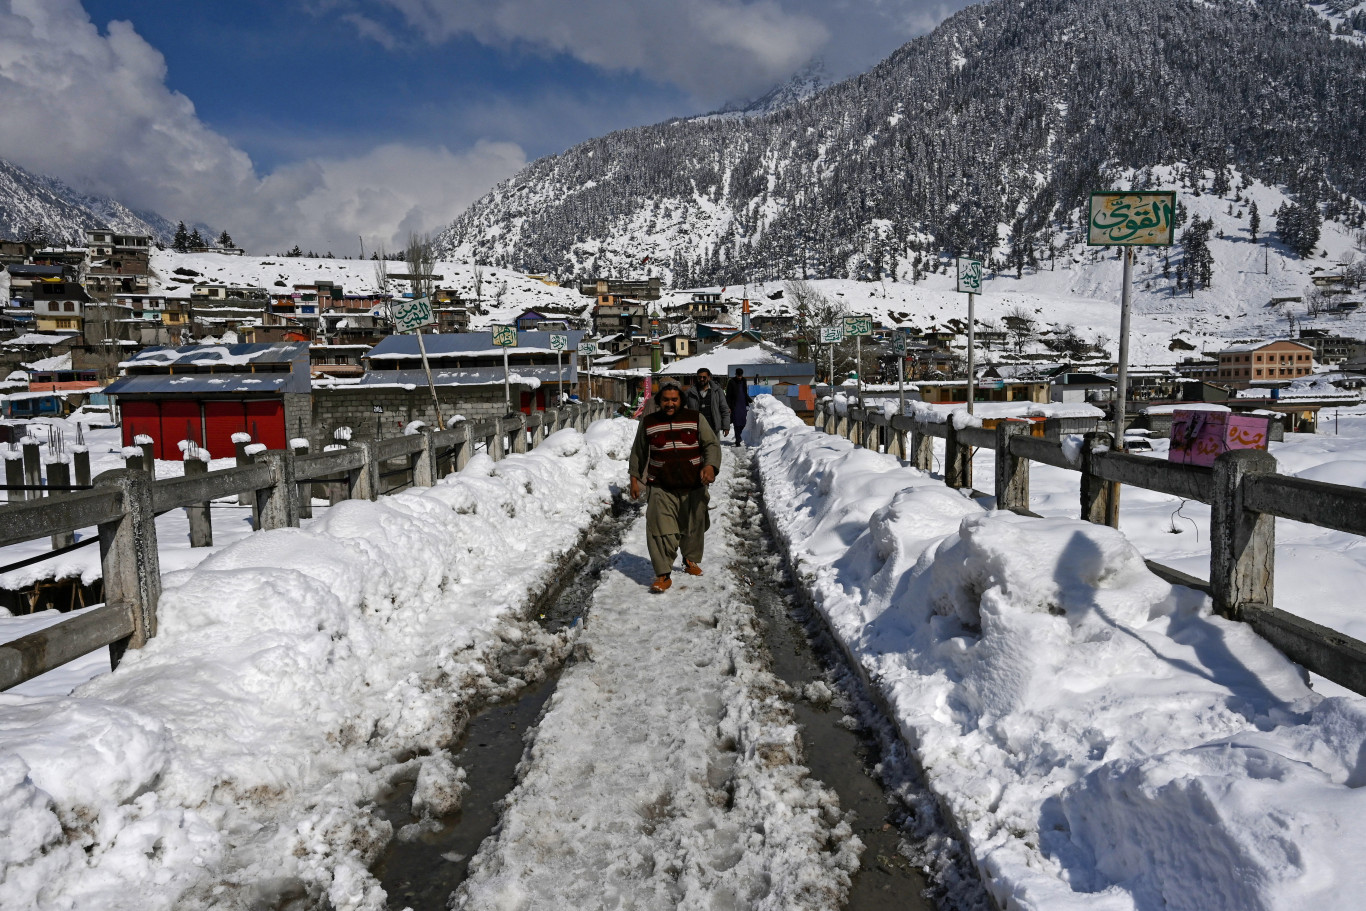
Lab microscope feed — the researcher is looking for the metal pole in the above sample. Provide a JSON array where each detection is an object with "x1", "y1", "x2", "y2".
[
  {"x1": 1116, "y1": 248, "x2": 1134, "y2": 450},
  {"x1": 414, "y1": 327, "x2": 445, "y2": 430},
  {"x1": 855, "y1": 334, "x2": 863, "y2": 407},
  {"x1": 557, "y1": 349, "x2": 563, "y2": 404},
  {"x1": 828, "y1": 343, "x2": 834, "y2": 393},
  {"x1": 967, "y1": 292, "x2": 976, "y2": 415},
  {"x1": 503, "y1": 346, "x2": 511, "y2": 411},
  {"x1": 897, "y1": 346, "x2": 906, "y2": 418}
]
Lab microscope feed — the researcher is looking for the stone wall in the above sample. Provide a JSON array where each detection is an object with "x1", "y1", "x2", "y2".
[{"x1": 309, "y1": 384, "x2": 530, "y2": 447}]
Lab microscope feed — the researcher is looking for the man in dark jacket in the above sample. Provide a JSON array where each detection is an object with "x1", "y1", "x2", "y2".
[
  {"x1": 727, "y1": 368, "x2": 753, "y2": 441},
  {"x1": 684, "y1": 368, "x2": 731, "y2": 437},
  {"x1": 629, "y1": 383, "x2": 722, "y2": 593}
]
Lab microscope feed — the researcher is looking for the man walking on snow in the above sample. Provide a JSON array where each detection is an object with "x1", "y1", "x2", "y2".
[
  {"x1": 629, "y1": 382, "x2": 722, "y2": 593},
  {"x1": 684, "y1": 368, "x2": 730, "y2": 438}
]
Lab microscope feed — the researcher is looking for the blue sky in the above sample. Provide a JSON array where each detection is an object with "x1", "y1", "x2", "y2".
[{"x1": 0, "y1": 0, "x2": 963, "y2": 253}]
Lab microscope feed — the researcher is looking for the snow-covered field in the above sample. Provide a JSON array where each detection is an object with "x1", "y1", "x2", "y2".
[
  {"x1": 747, "y1": 394, "x2": 1366, "y2": 911},
  {"x1": 454, "y1": 446, "x2": 859, "y2": 909},
  {"x1": 0, "y1": 419, "x2": 635, "y2": 910}
]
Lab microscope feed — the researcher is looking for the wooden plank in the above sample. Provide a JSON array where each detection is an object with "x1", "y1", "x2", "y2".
[
  {"x1": 0, "y1": 602, "x2": 135, "y2": 692},
  {"x1": 152, "y1": 463, "x2": 274, "y2": 512},
  {"x1": 1145, "y1": 559, "x2": 1213, "y2": 595},
  {"x1": 1244, "y1": 474, "x2": 1366, "y2": 538},
  {"x1": 1092, "y1": 450, "x2": 1212, "y2": 503},
  {"x1": 432, "y1": 425, "x2": 469, "y2": 448},
  {"x1": 0, "y1": 487, "x2": 123, "y2": 548},
  {"x1": 295, "y1": 448, "x2": 366, "y2": 480},
  {"x1": 1243, "y1": 603, "x2": 1366, "y2": 697},
  {"x1": 375, "y1": 434, "x2": 425, "y2": 461},
  {"x1": 1009, "y1": 434, "x2": 1077, "y2": 471},
  {"x1": 956, "y1": 426, "x2": 996, "y2": 450}
]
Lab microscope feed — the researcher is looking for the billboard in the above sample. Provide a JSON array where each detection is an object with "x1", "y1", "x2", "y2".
[{"x1": 1088, "y1": 192, "x2": 1177, "y2": 246}]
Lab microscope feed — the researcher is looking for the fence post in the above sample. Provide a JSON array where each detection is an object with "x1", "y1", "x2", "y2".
[
  {"x1": 815, "y1": 401, "x2": 828, "y2": 432},
  {"x1": 414, "y1": 429, "x2": 437, "y2": 486},
  {"x1": 139, "y1": 439, "x2": 155, "y2": 471},
  {"x1": 944, "y1": 421, "x2": 972, "y2": 490},
  {"x1": 1079, "y1": 432, "x2": 1117, "y2": 526},
  {"x1": 994, "y1": 420, "x2": 1031, "y2": 513},
  {"x1": 234, "y1": 437, "x2": 252, "y2": 505},
  {"x1": 291, "y1": 439, "x2": 312, "y2": 519},
  {"x1": 452, "y1": 425, "x2": 471, "y2": 473},
  {"x1": 1210, "y1": 450, "x2": 1277, "y2": 621},
  {"x1": 345, "y1": 441, "x2": 376, "y2": 501},
  {"x1": 577, "y1": 407, "x2": 588, "y2": 432},
  {"x1": 510, "y1": 413, "x2": 529, "y2": 454},
  {"x1": 257, "y1": 450, "x2": 301, "y2": 530},
  {"x1": 47, "y1": 458, "x2": 75, "y2": 549},
  {"x1": 889, "y1": 420, "x2": 907, "y2": 460},
  {"x1": 487, "y1": 419, "x2": 506, "y2": 461},
  {"x1": 22, "y1": 438, "x2": 41, "y2": 498},
  {"x1": 183, "y1": 456, "x2": 213, "y2": 547},
  {"x1": 73, "y1": 447, "x2": 91, "y2": 488},
  {"x1": 97, "y1": 469, "x2": 161, "y2": 662},
  {"x1": 5, "y1": 451, "x2": 24, "y2": 502},
  {"x1": 911, "y1": 423, "x2": 934, "y2": 471}
]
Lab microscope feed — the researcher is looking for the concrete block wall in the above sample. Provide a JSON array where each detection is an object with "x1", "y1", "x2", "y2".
[{"x1": 310, "y1": 385, "x2": 529, "y2": 447}]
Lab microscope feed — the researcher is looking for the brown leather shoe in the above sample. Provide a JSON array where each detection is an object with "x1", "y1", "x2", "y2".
[
  {"x1": 650, "y1": 575, "x2": 672, "y2": 593},
  {"x1": 683, "y1": 560, "x2": 703, "y2": 576}
]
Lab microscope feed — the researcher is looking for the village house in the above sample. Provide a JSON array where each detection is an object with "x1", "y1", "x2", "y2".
[
  {"x1": 1215, "y1": 340, "x2": 1314, "y2": 387},
  {"x1": 1296, "y1": 330, "x2": 1364, "y2": 366},
  {"x1": 593, "y1": 296, "x2": 648, "y2": 336},
  {"x1": 104, "y1": 342, "x2": 313, "y2": 459}
]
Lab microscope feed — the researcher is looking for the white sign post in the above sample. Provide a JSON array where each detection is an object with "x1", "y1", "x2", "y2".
[
  {"x1": 577, "y1": 340, "x2": 598, "y2": 401},
  {"x1": 819, "y1": 325, "x2": 844, "y2": 392},
  {"x1": 549, "y1": 333, "x2": 568, "y2": 404},
  {"x1": 492, "y1": 325, "x2": 518, "y2": 411},
  {"x1": 956, "y1": 258, "x2": 983, "y2": 415},
  {"x1": 390, "y1": 296, "x2": 444, "y2": 430},
  {"x1": 843, "y1": 316, "x2": 872, "y2": 407},
  {"x1": 892, "y1": 330, "x2": 908, "y2": 418}
]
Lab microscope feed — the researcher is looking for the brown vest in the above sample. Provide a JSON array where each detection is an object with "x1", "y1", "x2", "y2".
[{"x1": 643, "y1": 408, "x2": 704, "y2": 490}]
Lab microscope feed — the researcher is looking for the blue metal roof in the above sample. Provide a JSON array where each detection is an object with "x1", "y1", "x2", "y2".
[
  {"x1": 103, "y1": 373, "x2": 299, "y2": 395},
  {"x1": 321, "y1": 363, "x2": 577, "y2": 389},
  {"x1": 121, "y1": 342, "x2": 310, "y2": 369},
  {"x1": 366, "y1": 331, "x2": 583, "y2": 359}
]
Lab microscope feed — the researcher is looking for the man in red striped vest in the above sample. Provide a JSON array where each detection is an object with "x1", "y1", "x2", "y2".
[{"x1": 628, "y1": 383, "x2": 722, "y2": 593}]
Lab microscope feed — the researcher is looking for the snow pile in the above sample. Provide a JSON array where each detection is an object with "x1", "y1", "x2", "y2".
[
  {"x1": 0, "y1": 419, "x2": 638, "y2": 910},
  {"x1": 745, "y1": 394, "x2": 1366, "y2": 911}
]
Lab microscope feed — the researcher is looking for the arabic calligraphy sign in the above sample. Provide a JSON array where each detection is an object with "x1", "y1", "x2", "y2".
[
  {"x1": 1087, "y1": 191, "x2": 1177, "y2": 246},
  {"x1": 819, "y1": 326, "x2": 844, "y2": 344},
  {"x1": 578, "y1": 341, "x2": 598, "y2": 356},
  {"x1": 492, "y1": 325, "x2": 518, "y2": 347},
  {"x1": 843, "y1": 315, "x2": 872, "y2": 337},
  {"x1": 391, "y1": 296, "x2": 435, "y2": 332},
  {"x1": 956, "y1": 258, "x2": 984, "y2": 294},
  {"x1": 549, "y1": 333, "x2": 568, "y2": 351}
]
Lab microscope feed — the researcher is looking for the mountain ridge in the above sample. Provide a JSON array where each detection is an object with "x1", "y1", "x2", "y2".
[{"x1": 0, "y1": 156, "x2": 177, "y2": 245}]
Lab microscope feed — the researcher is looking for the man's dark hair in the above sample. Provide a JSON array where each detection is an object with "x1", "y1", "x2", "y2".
[
  {"x1": 654, "y1": 381, "x2": 684, "y2": 405},
  {"x1": 734, "y1": 368, "x2": 744, "y2": 377}
]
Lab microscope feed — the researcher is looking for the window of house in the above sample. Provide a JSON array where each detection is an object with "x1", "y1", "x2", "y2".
[{"x1": 63, "y1": 301, "x2": 74, "y2": 312}]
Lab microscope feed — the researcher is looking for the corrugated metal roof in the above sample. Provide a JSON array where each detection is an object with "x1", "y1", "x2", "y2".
[
  {"x1": 316, "y1": 363, "x2": 577, "y2": 390},
  {"x1": 103, "y1": 373, "x2": 297, "y2": 395},
  {"x1": 366, "y1": 331, "x2": 583, "y2": 360},
  {"x1": 121, "y1": 342, "x2": 309, "y2": 369}
]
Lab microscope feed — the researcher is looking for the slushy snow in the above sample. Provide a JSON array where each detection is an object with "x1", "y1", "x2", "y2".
[{"x1": 746, "y1": 395, "x2": 1366, "y2": 911}]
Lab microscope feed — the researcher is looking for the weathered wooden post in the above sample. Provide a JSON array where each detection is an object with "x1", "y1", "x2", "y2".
[
  {"x1": 451, "y1": 424, "x2": 471, "y2": 472},
  {"x1": 291, "y1": 439, "x2": 312, "y2": 519},
  {"x1": 889, "y1": 417, "x2": 908, "y2": 460},
  {"x1": 487, "y1": 418, "x2": 506, "y2": 461},
  {"x1": 348, "y1": 441, "x2": 376, "y2": 501},
  {"x1": 137, "y1": 436, "x2": 155, "y2": 472},
  {"x1": 944, "y1": 421, "x2": 972, "y2": 490},
  {"x1": 46, "y1": 457, "x2": 75, "y2": 549},
  {"x1": 5, "y1": 449, "x2": 24, "y2": 502},
  {"x1": 1079, "y1": 431, "x2": 1117, "y2": 526},
  {"x1": 910, "y1": 422, "x2": 935, "y2": 471},
  {"x1": 994, "y1": 419, "x2": 1032, "y2": 513},
  {"x1": 413, "y1": 429, "x2": 437, "y2": 487},
  {"x1": 257, "y1": 450, "x2": 301, "y2": 530},
  {"x1": 510, "y1": 413, "x2": 529, "y2": 454},
  {"x1": 234, "y1": 433, "x2": 253, "y2": 505},
  {"x1": 1210, "y1": 450, "x2": 1277, "y2": 621},
  {"x1": 183, "y1": 455, "x2": 213, "y2": 547},
  {"x1": 815, "y1": 401, "x2": 827, "y2": 433},
  {"x1": 575, "y1": 407, "x2": 587, "y2": 433},
  {"x1": 96, "y1": 469, "x2": 161, "y2": 661}
]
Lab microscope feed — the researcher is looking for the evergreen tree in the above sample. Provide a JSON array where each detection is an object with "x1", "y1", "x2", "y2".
[
  {"x1": 1181, "y1": 217, "x2": 1214, "y2": 290},
  {"x1": 172, "y1": 221, "x2": 190, "y2": 253},
  {"x1": 217, "y1": 230, "x2": 234, "y2": 248},
  {"x1": 287, "y1": 245, "x2": 303, "y2": 257},
  {"x1": 1276, "y1": 201, "x2": 1322, "y2": 258},
  {"x1": 1248, "y1": 200, "x2": 1260, "y2": 243},
  {"x1": 188, "y1": 228, "x2": 205, "y2": 250}
]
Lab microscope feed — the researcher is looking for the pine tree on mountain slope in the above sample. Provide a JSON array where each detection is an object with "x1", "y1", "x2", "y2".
[{"x1": 441, "y1": 0, "x2": 1366, "y2": 285}]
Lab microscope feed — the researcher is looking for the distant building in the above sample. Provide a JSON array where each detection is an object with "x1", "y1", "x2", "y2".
[
  {"x1": 1297, "y1": 330, "x2": 1364, "y2": 366},
  {"x1": 1216, "y1": 340, "x2": 1314, "y2": 387},
  {"x1": 577, "y1": 277, "x2": 662, "y2": 300}
]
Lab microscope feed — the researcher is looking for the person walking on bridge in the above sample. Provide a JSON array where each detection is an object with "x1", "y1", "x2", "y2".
[
  {"x1": 727, "y1": 368, "x2": 753, "y2": 442},
  {"x1": 629, "y1": 382, "x2": 722, "y2": 593},
  {"x1": 684, "y1": 368, "x2": 730, "y2": 438}
]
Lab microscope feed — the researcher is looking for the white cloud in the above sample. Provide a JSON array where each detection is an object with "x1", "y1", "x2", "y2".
[
  {"x1": 354, "y1": 0, "x2": 832, "y2": 102},
  {"x1": 0, "y1": 0, "x2": 524, "y2": 252}
]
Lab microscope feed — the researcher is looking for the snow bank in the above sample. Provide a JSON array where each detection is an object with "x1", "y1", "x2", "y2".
[
  {"x1": 0, "y1": 419, "x2": 638, "y2": 910},
  {"x1": 745, "y1": 394, "x2": 1366, "y2": 911}
]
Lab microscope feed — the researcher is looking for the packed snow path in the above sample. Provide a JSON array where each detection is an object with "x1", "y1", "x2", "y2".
[{"x1": 453, "y1": 446, "x2": 862, "y2": 910}]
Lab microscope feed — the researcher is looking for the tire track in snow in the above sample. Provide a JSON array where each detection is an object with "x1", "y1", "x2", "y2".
[{"x1": 451, "y1": 446, "x2": 861, "y2": 910}]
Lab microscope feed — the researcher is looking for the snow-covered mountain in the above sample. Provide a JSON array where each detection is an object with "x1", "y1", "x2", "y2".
[
  {"x1": 0, "y1": 156, "x2": 176, "y2": 245},
  {"x1": 708, "y1": 59, "x2": 832, "y2": 119},
  {"x1": 440, "y1": 0, "x2": 1366, "y2": 292}
]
